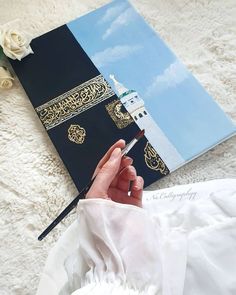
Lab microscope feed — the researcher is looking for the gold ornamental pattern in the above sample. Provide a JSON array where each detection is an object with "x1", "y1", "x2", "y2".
[
  {"x1": 35, "y1": 74, "x2": 115, "y2": 130},
  {"x1": 144, "y1": 142, "x2": 169, "y2": 175},
  {"x1": 105, "y1": 99, "x2": 134, "y2": 129},
  {"x1": 68, "y1": 124, "x2": 86, "y2": 144}
]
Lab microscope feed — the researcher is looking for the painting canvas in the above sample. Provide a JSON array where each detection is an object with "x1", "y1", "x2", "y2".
[{"x1": 9, "y1": 0, "x2": 235, "y2": 191}]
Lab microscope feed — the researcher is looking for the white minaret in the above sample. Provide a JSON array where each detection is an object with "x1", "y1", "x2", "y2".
[{"x1": 110, "y1": 75, "x2": 184, "y2": 171}]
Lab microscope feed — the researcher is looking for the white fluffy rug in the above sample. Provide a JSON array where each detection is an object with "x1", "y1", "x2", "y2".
[{"x1": 0, "y1": 0, "x2": 235, "y2": 294}]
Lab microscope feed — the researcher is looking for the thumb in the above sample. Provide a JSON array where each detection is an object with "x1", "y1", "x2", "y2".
[{"x1": 86, "y1": 148, "x2": 122, "y2": 198}]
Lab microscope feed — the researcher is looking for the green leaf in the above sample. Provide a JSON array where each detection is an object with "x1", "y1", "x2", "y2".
[{"x1": 0, "y1": 47, "x2": 3, "y2": 60}]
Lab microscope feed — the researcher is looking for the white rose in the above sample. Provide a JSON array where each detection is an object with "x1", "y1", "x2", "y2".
[
  {"x1": 0, "y1": 66, "x2": 14, "y2": 89},
  {"x1": 0, "y1": 29, "x2": 33, "y2": 61}
]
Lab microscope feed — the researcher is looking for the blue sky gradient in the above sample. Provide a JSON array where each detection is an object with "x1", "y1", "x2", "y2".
[{"x1": 67, "y1": 0, "x2": 235, "y2": 161}]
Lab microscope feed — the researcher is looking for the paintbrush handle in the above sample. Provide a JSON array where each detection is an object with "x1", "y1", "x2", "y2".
[{"x1": 38, "y1": 178, "x2": 95, "y2": 241}]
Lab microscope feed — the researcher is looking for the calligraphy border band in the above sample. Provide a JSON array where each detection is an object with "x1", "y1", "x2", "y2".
[{"x1": 35, "y1": 74, "x2": 115, "y2": 130}]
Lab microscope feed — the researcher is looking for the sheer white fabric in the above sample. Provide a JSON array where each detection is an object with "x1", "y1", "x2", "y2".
[{"x1": 37, "y1": 179, "x2": 236, "y2": 295}]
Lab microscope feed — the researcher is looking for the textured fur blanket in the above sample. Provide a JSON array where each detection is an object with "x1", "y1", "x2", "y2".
[{"x1": 0, "y1": 1, "x2": 235, "y2": 294}]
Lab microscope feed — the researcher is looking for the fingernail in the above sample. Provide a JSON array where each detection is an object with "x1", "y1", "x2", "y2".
[
  {"x1": 134, "y1": 178, "x2": 143, "y2": 190},
  {"x1": 110, "y1": 148, "x2": 121, "y2": 160},
  {"x1": 124, "y1": 156, "x2": 133, "y2": 163}
]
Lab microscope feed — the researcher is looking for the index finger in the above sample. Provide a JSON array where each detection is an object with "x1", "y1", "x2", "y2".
[{"x1": 92, "y1": 139, "x2": 126, "y2": 178}]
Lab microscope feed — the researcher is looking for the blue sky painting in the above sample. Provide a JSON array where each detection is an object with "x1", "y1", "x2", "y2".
[{"x1": 67, "y1": 0, "x2": 235, "y2": 161}]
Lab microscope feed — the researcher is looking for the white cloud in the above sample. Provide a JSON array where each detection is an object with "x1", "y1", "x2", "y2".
[
  {"x1": 98, "y1": 2, "x2": 127, "y2": 24},
  {"x1": 102, "y1": 7, "x2": 135, "y2": 40},
  {"x1": 91, "y1": 44, "x2": 142, "y2": 68},
  {"x1": 146, "y1": 60, "x2": 189, "y2": 97}
]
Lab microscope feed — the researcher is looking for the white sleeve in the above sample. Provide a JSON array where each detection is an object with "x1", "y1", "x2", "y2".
[
  {"x1": 68, "y1": 199, "x2": 162, "y2": 294},
  {"x1": 37, "y1": 179, "x2": 236, "y2": 295}
]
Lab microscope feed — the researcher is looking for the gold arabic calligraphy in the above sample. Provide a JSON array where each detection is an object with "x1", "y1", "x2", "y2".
[
  {"x1": 144, "y1": 142, "x2": 169, "y2": 175},
  {"x1": 105, "y1": 100, "x2": 134, "y2": 129}
]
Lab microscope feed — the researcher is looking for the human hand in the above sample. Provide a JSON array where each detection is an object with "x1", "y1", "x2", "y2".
[{"x1": 86, "y1": 139, "x2": 144, "y2": 207}]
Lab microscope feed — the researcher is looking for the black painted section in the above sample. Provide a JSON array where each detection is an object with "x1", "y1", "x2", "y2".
[{"x1": 9, "y1": 25, "x2": 167, "y2": 191}]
